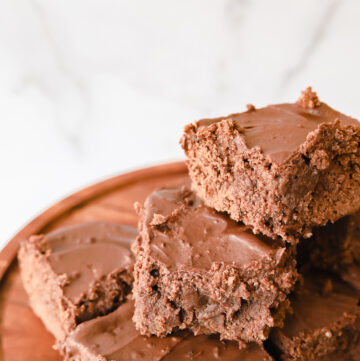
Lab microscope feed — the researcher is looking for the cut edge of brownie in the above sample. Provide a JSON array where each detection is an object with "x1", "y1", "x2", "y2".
[
  {"x1": 19, "y1": 236, "x2": 68, "y2": 339},
  {"x1": 181, "y1": 88, "x2": 360, "y2": 243},
  {"x1": 269, "y1": 273, "x2": 360, "y2": 360},
  {"x1": 18, "y1": 222, "x2": 135, "y2": 340},
  {"x1": 132, "y1": 187, "x2": 298, "y2": 347}
]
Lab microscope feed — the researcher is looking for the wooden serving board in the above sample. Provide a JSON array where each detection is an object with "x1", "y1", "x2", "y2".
[{"x1": 0, "y1": 162, "x2": 188, "y2": 361}]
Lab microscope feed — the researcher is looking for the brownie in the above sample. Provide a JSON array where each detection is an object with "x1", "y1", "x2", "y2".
[
  {"x1": 18, "y1": 221, "x2": 136, "y2": 340},
  {"x1": 181, "y1": 87, "x2": 360, "y2": 242},
  {"x1": 60, "y1": 299, "x2": 273, "y2": 361},
  {"x1": 270, "y1": 272, "x2": 360, "y2": 360},
  {"x1": 298, "y1": 210, "x2": 360, "y2": 290},
  {"x1": 132, "y1": 187, "x2": 298, "y2": 347}
]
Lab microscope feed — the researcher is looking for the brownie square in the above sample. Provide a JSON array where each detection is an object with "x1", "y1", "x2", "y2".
[
  {"x1": 298, "y1": 210, "x2": 360, "y2": 290},
  {"x1": 181, "y1": 87, "x2": 360, "y2": 242},
  {"x1": 132, "y1": 187, "x2": 298, "y2": 347},
  {"x1": 18, "y1": 221, "x2": 136, "y2": 340},
  {"x1": 270, "y1": 272, "x2": 360, "y2": 360},
  {"x1": 60, "y1": 299, "x2": 273, "y2": 361}
]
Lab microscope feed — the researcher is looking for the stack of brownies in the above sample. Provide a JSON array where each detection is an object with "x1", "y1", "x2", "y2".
[{"x1": 19, "y1": 87, "x2": 360, "y2": 360}]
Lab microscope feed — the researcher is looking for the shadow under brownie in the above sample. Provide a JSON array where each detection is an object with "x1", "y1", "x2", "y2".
[
  {"x1": 60, "y1": 299, "x2": 273, "y2": 361},
  {"x1": 132, "y1": 187, "x2": 298, "y2": 347},
  {"x1": 181, "y1": 87, "x2": 360, "y2": 243},
  {"x1": 298, "y1": 210, "x2": 360, "y2": 290},
  {"x1": 18, "y1": 221, "x2": 137, "y2": 340}
]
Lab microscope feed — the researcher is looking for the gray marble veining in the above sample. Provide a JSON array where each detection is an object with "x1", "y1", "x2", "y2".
[{"x1": 0, "y1": 0, "x2": 359, "y2": 247}]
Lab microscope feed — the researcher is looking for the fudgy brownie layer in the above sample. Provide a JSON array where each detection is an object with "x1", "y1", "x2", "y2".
[
  {"x1": 270, "y1": 272, "x2": 360, "y2": 361},
  {"x1": 133, "y1": 187, "x2": 298, "y2": 346},
  {"x1": 60, "y1": 299, "x2": 273, "y2": 361},
  {"x1": 18, "y1": 221, "x2": 136, "y2": 340},
  {"x1": 298, "y1": 211, "x2": 360, "y2": 290},
  {"x1": 181, "y1": 87, "x2": 360, "y2": 242}
]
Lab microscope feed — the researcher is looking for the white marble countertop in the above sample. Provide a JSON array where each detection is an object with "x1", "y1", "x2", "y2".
[{"x1": 1, "y1": 0, "x2": 360, "y2": 249}]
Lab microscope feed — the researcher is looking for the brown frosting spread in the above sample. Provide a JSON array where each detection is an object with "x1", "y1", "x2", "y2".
[
  {"x1": 281, "y1": 273, "x2": 360, "y2": 339},
  {"x1": 195, "y1": 88, "x2": 359, "y2": 163},
  {"x1": 64, "y1": 300, "x2": 271, "y2": 360},
  {"x1": 143, "y1": 187, "x2": 285, "y2": 271},
  {"x1": 162, "y1": 335, "x2": 270, "y2": 361},
  {"x1": 42, "y1": 222, "x2": 136, "y2": 301}
]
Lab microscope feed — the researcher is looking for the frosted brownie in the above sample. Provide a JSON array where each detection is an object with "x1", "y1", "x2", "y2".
[
  {"x1": 60, "y1": 300, "x2": 273, "y2": 361},
  {"x1": 181, "y1": 87, "x2": 360, "y2": 242},
  {"x1": 18, "y1": 221, "x2": 136, "y2": 340},
  {"x1": 270, "y1": 273, "x2": 360, "y2": 360},
  {"x1": 132, "y1": 187, "x2": 298, "y2": 347},
  {"x1": 298, "y1": 210, "x2": 360, "y2": 290}
]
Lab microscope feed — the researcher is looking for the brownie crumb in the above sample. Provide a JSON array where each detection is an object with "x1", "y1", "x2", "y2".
[
  {"x1": 246, "y1": 104, "x2": 256, "y2": 111},
  {"x1": 297, "y1": 86, "x2": 320, "y2": 109},
  {"x1": 150, "y1": 213, "x2": 167, "y2": 226},
  {"x1": 321, "y1": 278, "x2": 333, "y2": 295}
]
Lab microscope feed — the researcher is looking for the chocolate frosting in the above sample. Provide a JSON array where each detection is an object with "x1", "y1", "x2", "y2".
[
  {"x1": 196, "y1": 91, "x2": 359, "y2": 163},
  {"x1": 64, "y1": 300, "x2": 271, "y2": 360},
  {"x1": 162, "y1": 335, "x2": 270, "y2": 361},
  {"x1": 281, "y1": 273, "x2": 360, "y2": 338},
  {"x1": 44, "y1": 222, "x2": 136, "y2": 301},
  {"x1": 143, "y1": 188, "x2": 285, "y2": 271}
]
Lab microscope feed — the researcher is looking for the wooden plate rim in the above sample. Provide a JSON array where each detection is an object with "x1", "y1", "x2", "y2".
[{"x1": 0, "y1": 161, "x2": 186, "y2": 283}]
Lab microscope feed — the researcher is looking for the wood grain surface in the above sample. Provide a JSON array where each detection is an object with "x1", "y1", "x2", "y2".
[{"x1": 0, "y1": 162, "x2": 188, "y2": 361}]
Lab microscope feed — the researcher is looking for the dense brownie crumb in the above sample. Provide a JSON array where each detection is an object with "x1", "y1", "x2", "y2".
[
  {"x1": 132, "y1": 187, "x2": 298, "y2": 347},
  {"x1": 270, "y1": 272, "x2": 360, "y2": 360},
  {"x1": 181, "y1": 88, "x2": 360, "y2": 243},
  {"x1": 18, "y1": 222, "x2": 136, "y2": 340},
  {"x1": 60, "y1": 299, "x2": 273, "y2": 361},
  {"x1": 296, "y1": 86, "x2": 320, "y2": 109}
]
